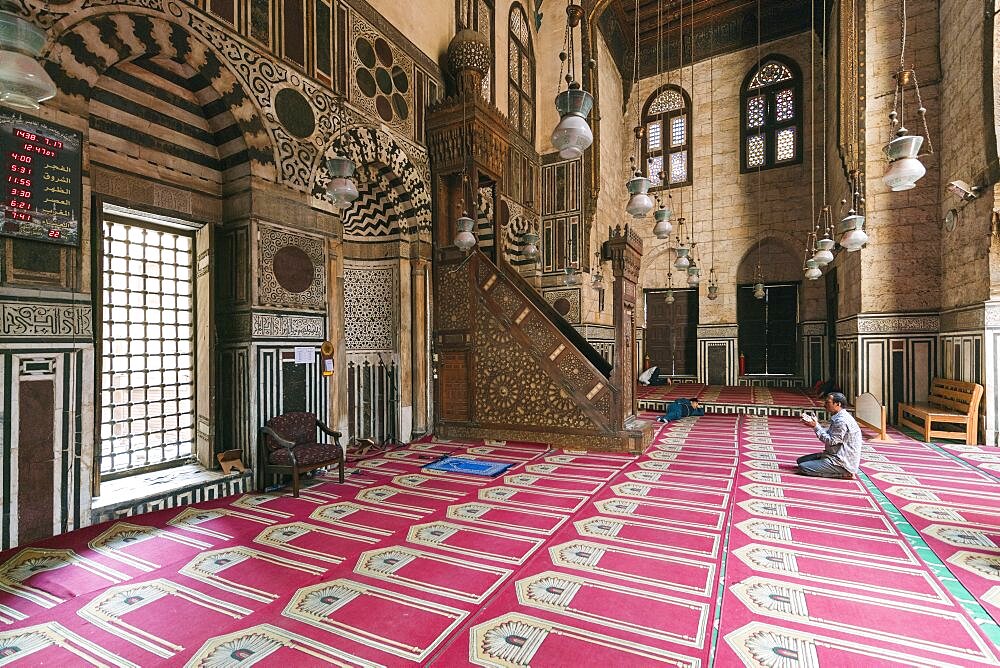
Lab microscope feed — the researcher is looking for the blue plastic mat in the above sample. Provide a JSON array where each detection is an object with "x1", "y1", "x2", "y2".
[{"x1": 422, "y1": 456, "x2": 514, "y2": 477}]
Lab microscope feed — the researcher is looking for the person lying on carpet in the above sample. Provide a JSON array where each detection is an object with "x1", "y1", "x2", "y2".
[
  {"x1": 797, "y1": 391, "x2": 862, "y2": 479},
  {"x1": 656, "y1": 397, "x2": 704, "y2": 423}
]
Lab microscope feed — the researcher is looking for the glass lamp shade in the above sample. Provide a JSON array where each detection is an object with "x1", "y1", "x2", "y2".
[
  {"x1": 327, "y1": 178, "x2": 359, "y2": 209},
  {"x1": 652, "y1": 218, "x2": 673, "y2": 239},
  {"x1": 840, "y1": 227, "x2": 869, "y2": 251},
  {"x1": 652, "y1": 207, "x2": 673, "y2": 239},
  {"x1": 552, "y1": 88, "x2": 595, "y2": 159},
  {"x1": 563, "y1": 267, "x2": 581, "y2": 285},
  {"x1": 707, "y1": 284, "x2": 719, "y2": 300},
  {"x1": 814, "y1": 237, "x2": 835, "y2": 266},
  {"x1": 673, "y1": 247, "x2": 690, "y2": 271},
  {"x1": 837, "y1": 212, "x2": 868, "y2": 252},
  {"x1": 664, "y1": 289, "x2": 675, "y2": 304},
  {"x1": 804, "y1": 259, "x2": 822, "y2": 280},
  {"x1": 325, "y1": 155, "x2": 359, "y2": 209},
  {"x1": 521, "y1": 232, "x2": 539, "y2": 258},
  {"x1": 626, "y1": 192, "x2": 654, "y2": 218},
  {"x1": 625, "y1": 176, "x2": 654, "y2": 218},
  {"x1": 552, "y1": 113, "x2": 593, "y2": 159},
  {"x1": 882, "y1": 134, "x2": 925, "y2": 191},
  {"x1": 883, "y1": 157, "x2": 925, "y2": 191},
  {"x1": 686, "y1": 265, "x2": 701, "y2": 286},
  {"x1": 0, "y1": 12, "x2": 57, "y2": 110},
  {"x1": 753, "y1": 282, "x2": 765, "y2": 300},
  {"x1": 454, "y1": 215, "x2": 477, "y2": 251}
]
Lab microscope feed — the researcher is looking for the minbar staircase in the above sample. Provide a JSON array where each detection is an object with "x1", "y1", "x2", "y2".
[{"x1": 434, "y1": 240, "x2": 652, "y2": 452}]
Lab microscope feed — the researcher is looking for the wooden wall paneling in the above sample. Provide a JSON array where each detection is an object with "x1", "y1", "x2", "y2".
[
  {"x1": 211, "y1": 0, "x2": 236, "y2": 26},
  {"x1": 438, "y1": 350, "x2": 471, "y2": 422},
  {"x1": 196, "y1": 225, "x2": 214, "y2": 468},
  {"x1": 4, "y1": 240, "x2": 67, "y2": 287}
]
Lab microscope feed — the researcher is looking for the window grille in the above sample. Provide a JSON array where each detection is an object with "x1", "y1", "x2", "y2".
[
  {"x1": 508, "y1": 3, "x2": 534, "y2": 141},
  {"x1": 741, "y1": 56, "x2": 802, "y2": 171},
  {"x1": 100, "y1": 219, "x2": 195, "y2": 478},
  {"x1": 641, "y1": 85, "x2": 691, "y2": 188}
]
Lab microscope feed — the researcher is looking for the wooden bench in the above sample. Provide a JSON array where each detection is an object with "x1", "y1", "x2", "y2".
[{"x1": 898, "y1": 378, "x2": 984, "y2": 445}]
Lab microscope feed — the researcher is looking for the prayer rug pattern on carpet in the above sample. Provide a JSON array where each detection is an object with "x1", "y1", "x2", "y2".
[{"x1": 0, "y1": 420, "x2": 998, "y2": 666}]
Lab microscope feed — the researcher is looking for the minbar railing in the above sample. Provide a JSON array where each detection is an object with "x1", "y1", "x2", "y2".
[{"x1": 433, "y1": 247, "x2": 650, "y2": 452}]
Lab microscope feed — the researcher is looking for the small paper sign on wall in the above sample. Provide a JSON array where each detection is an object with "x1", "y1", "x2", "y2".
[{"x1": 294, "y1": 347, "x2": 315, "y2": 364}]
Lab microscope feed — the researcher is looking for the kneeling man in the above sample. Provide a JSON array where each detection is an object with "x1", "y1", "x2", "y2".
[{"x1": 798, "y1": 392, "x2": 862, "y2": 479}]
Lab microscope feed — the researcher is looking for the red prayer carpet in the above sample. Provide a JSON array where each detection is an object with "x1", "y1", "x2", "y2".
[{"x1": 0, "y1": 416, "x2": 997, "y2": 666}]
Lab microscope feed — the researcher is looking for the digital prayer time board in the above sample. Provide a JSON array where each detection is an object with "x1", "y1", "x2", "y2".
[{"x1": 1, "y1": 109, "x2": 82, "y2": 246}]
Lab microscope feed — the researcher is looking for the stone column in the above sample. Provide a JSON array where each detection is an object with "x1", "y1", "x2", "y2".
[{"x1": 410, "y1": 258, "x2": 431, "y2": 438}]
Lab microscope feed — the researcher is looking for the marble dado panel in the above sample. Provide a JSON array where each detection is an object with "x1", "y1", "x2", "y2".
[
  {"x1": 576, "y1": 324, "x2": 615, "y2": 341},
  {"x1": 697, "y1": 324, "x2": 739, "y2": 339},
  {"x1": 939, "y1": 305, "x2": 985, "y2": 333},
  {"x1": 253, "y1": 313, "x2": 324, "y2": 339},
  {"x1": 216, "y1": 312, "x2": 325, "y2": 340},
  {"x1": 985, "y1": 301, "x2": 1000, "y2": 329},
  {"x1": 798, "y1": 321, "x2": 826, "y2": 336},
  {"x1": 836, "y1": 313, "x2": 940, "y2": 337},
  {"x1": 0, "y1": 301, "x2": 92, "y2": 338}
]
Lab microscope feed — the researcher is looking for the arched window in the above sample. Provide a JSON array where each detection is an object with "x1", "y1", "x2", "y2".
[
  {"x1": 641, "y1": 85, "x2": 691, "y2": 188},
  {"x1": 508, "y1": 4, "x2": 534, "y2": 141},
  {"x1": 741, "y1": 56, "x2": 802, "y2": 171}
]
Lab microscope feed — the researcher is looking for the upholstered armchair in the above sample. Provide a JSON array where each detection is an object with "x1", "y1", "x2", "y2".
[{"x1": 259, "y1": 412, "x2": 344, "y2": 496}]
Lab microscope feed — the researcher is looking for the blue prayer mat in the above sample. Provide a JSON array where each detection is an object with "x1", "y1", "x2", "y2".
[{"x1": 422, "y1": 456, "x2": 514, "y2": 477}]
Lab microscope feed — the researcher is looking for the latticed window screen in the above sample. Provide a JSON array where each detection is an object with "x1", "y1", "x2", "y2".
[
  {"x1": 508, "y1": 4, "x2": 534, "y2": 141},
  {"x1": 100, "y1": 219, "x2": 195, "y2": 477},
  {"x1": 746, "y1": 95, "x2": 766, "y2": 127},
  {"x1": 747, "y1": 134, "x2": 765, "y2": 168},
  {"x1": 741, "y1": 57, "x2": 801, "y2": 171},
  {"x1": 642, "y1": 85, "x2": 690, "y2": 187}
]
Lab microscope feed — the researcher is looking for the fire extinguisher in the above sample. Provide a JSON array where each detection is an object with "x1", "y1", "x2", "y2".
[
  {"x1": 739, "y1": 352, "x2": 746, "y2": 376},
  {"x1": 320, "y1": 341, "x2": 335, "y2": 377}
]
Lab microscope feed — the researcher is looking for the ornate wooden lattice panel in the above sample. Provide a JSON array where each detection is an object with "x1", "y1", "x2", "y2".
[
  {"x1": 438, "y1": 350, "x2": 471, "y2": 422},
  {"x1": 474, "y1": 306, "x2": 595, "y2": 430}
]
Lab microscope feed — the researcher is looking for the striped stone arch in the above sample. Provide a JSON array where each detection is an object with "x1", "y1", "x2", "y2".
[
  {"x1": 314, "y1": 126, "x2": 432, "y2": 240},
  {"x1": 43, "y1": 11, "x2": 275, "y2": 180}
]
